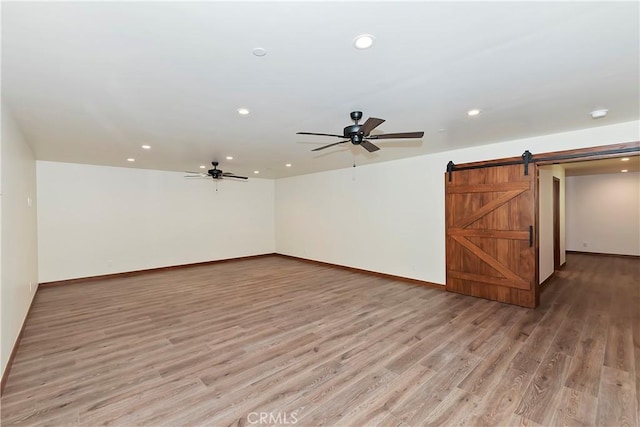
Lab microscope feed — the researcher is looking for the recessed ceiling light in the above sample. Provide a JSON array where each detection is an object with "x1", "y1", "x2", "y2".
[
  {"x1": 127, "y1": 158, "x2": 135, "y2": 162},
  {"x1": 285, "y1": 163, "x2": 292, "y2": 167},
  {"x1": 353, "y1": 34, "x2": 375, "y2": 49},
  {"x1": 237, "y1": 108, "x2": 250, "y2": 116},
  {"x1": 141, "y1": 145, "x2": 151, "y2": 149},
  {"x1": 253, "y1": 170, "x2": 260, "y2": 174},
  {"x1": 621, "y1": 157, "x2": 630, "y2": 161},
  {"x1": 199, "y1": 165, "x2": 206, "y2": 169},
  {"x1": 252, "y1": 47, "x2": 267, "y2": 57},
  {"x1": 621, "y1": 169, "x2": 628, "y2": 173},
  {"x1": 590, "y1": 109, "x2": 608, "y2": 119},
  {"x1": 226, "y1": 156, "x2": 233, "y2": 160},
  {"x1": 467, "y1": 109, "x2": 481, "y2": 117}
]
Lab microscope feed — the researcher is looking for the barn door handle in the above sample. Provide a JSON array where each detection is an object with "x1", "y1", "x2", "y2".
[{"x1": 529, "y1": 225, "x2": 533, "y2": 247}]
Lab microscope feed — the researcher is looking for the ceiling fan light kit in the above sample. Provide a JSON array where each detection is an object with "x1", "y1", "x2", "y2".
[{"x1": 297, "y1": 111, "x2": 425, "y2": 153}]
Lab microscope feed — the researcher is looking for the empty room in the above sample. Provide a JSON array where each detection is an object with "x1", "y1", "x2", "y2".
[{"x1": 1, "y1": 2, "x2": 639, "y2": 426}]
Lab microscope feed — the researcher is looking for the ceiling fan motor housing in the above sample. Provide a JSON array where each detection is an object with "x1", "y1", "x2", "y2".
[
  {"x1": 344, "y1": 124, "x2": 363, "y2": 144},
  {"x1": 209, "y1": 161, "x2": 221, "y2": 178}
]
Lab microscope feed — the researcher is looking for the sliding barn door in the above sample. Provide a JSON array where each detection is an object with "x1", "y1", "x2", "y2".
[{"x1": 445, "y1": 163, "x2": 538, "y2": 308}]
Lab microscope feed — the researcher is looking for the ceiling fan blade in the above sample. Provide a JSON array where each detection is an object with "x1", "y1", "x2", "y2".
[
  {"x1": 184, "y1": 175, "x2": 208, "y2": 178},
  {"x1": 369, "y1": 131, "x2": 424, "y2": 139},
  {"x1": 186, "y1": 170, "x2": 206, "y2": 174},
  {"x1": 311, "y1": 140, "x2": 349, "y2": 151},
  {"x1": 297, "y1": 131, "x2": 345, "y2": 138},
  {"x1": 359, "y1": 117, "x2": 385, "y2": 136},
  {"x1": 222, "y1": 172, "x2": 248, "y2": 179},
  {"x1": 360, "y1": 140, "x2": 380, "y2": 152}
]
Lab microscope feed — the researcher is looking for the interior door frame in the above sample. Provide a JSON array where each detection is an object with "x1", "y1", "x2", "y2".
[
  {"x1": 553, "y1": 177, "x2": 561, "y2": 271},
  {"x1": 445, "y1": 140, "x2": 639, "y2": 305}
]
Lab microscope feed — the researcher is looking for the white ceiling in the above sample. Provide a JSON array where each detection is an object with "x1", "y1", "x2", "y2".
[
  {"x1": 561, "y1": 156, "x2": 640, "y2": 176},
  {"x1": 2, "y1": 2, "x2": 639, "y2": 179}
]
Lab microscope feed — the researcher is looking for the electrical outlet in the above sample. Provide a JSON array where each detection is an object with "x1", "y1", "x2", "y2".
[
  {"x1": 583, "y1": 243, "x2": 588, "y2": 248},
  {"x1": 29, "y1": 281, "x2": 33, "y2": 292}
]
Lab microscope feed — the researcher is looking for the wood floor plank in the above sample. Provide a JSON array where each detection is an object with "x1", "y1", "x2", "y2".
[
  {"x1": 509, "y1": 302, "x2": 570, "y2": 374},
  {"x1": 296, "y1": 368, "x2": 397, "y2": 425},
  {"x1": 336, "y1": 363, "x2": 436, "y2": 427},
  {"x1": 79, "y1": 377, "x2": 206, "y2": 425},
  {"x1": 0, "y1": 253, "x2": 637, "y2": 426},
  {"x1": 604, "y1": 314, "x2": 636, "y2": 373},
  {"x1": 564, "y1": 312, "x2": 609, "y2": 397},
  {"x1": 421, "y1": 386, "x2": 480, "y2": 427},
  {"x1": 467, "y1": 367, "x2": 533, "y2": 427},
  {"x1": 515, "y1": 350, "x2": 572, "y2": 425},
  {"x1": 549, "y1": 386, "x2": 598, "y2": 427},
  {"x1": 503, "y1": 413, "x2": 546, "y2": 427},
  {"x1": 457, "y1": 334, "x2": 522, "y2": 396},
  {"x1": 548, "y1": 314, "x2": 585, "y2": 357},
  {"x1": 596, "y1": 365, "x2": 638, "y2": 427},
  {"x1": 392, "y1": 351, "x2": 481, "y2": 425},
  {"x1": 464, "y1": 303, "x2": 526, "y2": 358}
]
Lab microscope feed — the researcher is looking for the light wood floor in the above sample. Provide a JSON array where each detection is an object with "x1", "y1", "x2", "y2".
[{"x1": 1, "y1": 254, "x2": 638, "y2": 426}]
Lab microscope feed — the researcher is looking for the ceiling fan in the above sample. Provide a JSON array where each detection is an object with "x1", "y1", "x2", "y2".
[
  {"x1": 297, "y1": 111, "x2": 424, "y2": 153},
  {"x1": 185, "y1": 162, "x2": 248, "y2": 180}
]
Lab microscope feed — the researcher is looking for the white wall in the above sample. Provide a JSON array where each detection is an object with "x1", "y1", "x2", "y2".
[
  {"x1": 276, "y1": 120, "x2": 639, "y2": 285},
  {"x1": 37, "y1": 161, "x2": 275, "y2": 282},
  {"x1": 538, "y1": 165, "x2": 566, "y2": 283},
  {"x1": 566, "y1": 172, "x2": 640, "y2": 256},
  {"x1": 1, "y1": 104, "x2": 39, "y2": 377}
]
